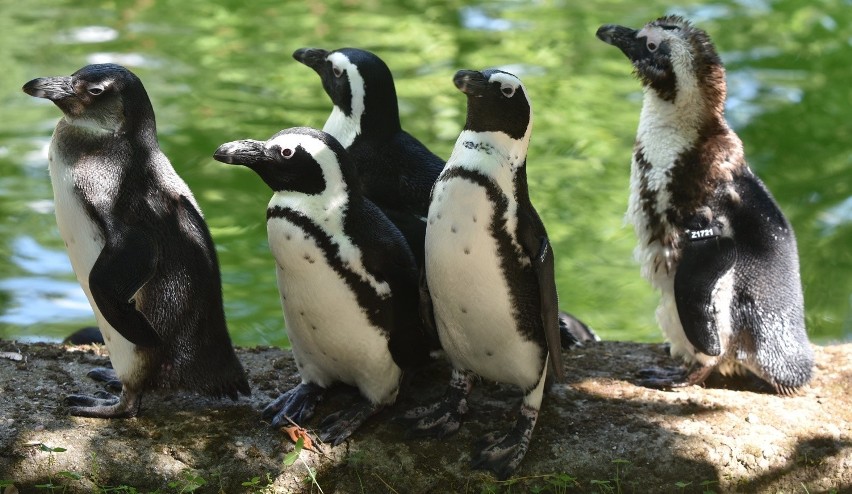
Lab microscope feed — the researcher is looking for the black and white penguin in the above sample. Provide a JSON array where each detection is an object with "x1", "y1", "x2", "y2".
[
  {"x1": 213, "y1": 127, "x2": 432, "y2": 445},
  {"x1": 401, "y1": 69, "x2": 563, "y2": 479},
  {"x1": 22, "y1": 64, "x2": 250, "y2": 418},
  {"x1": 596, "y1": 16, "x2": 813, "y2": 393},
  {"x1": 292, "y1": 47, "x2": 445, "y2": 264}
]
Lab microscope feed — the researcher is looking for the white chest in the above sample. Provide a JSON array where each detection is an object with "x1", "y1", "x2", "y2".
[
  {"x1": 425, "y1": 176, "x2": 542, "y2": 389},
  {"x1": 267, "y1": 217, "x2": 400, "y2": 405},
  {"x1": 48, "y1": 138, "x2": 137, "y2": 379}
]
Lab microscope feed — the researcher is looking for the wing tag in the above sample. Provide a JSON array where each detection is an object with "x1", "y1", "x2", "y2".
[{"x1": 686, "y1": 226, "x2": 721, "y2": 241}]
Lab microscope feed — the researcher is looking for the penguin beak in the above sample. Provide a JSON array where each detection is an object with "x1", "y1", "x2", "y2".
[
  {"x1": 453, "y1": 70, "x2": 489, "y2": 97},
  {"x1": 293, "y1": 47, "x2": 330, "y2": 72},
  {"x1": 22, "y1": 76, "x2": 74, "y2": 101},
  {"x1": 596, "y1": 24, "x2": 644, "y2": 62},
  {"x1": 213, "y1": 140, "x2": 268, "y2": 166}
]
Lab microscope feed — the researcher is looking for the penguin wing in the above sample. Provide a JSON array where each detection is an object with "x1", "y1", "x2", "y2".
[
  {"x1": 674, "y1": 234, "x2": 737, "y2": 357},
  {"x1": 356, "y1": 201, "x2": 434, "y2": 366},
  {"x1": 88, "y1": 228, "x2": 162, "y2": 347},
  {"x1": 517, "y1": 208, "x2": 564, "y2": 382}
]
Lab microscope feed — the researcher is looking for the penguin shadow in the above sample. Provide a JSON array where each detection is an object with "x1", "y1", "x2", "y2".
[{"x1": 748, "y1": 436, "x2": 852, "y2": 493}]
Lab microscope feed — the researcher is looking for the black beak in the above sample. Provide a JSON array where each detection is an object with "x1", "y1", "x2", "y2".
[
  {"x1": 453, "y1": 70, "x2": 489, "y2": 97},
  {"x1": 213, "y1": 139, "x2": 268, "y2": 166},
  {"x1": 596, "y1": 24, "x2": 644, "y2": 61},
  {"x1": 22, "y1": 76, "x2": 74, "y2": 101},
  {"x1": 293, "y1": 48, "x2": 329, "y2": 71}
]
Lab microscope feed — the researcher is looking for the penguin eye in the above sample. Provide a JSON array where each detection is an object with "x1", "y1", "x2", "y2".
[
  {"x1": 647, "y1": 42, "x2": 659, "y2": 52},
  {"x1": 501, "y1": 85, "x2": 516, "y2": 98},
  {"x1": 87, "y1": 86, "x2": 104, "y2": 96},
  {"x1": 281, "y1": 148, "x2": 294, "y2": 159},
  {"x1": 332, "y1": 65, "x2": 343, "y2": 78}
]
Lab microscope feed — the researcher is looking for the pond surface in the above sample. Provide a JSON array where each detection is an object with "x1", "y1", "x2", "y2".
[{"x1": 1, "y1": 0, "x2": 849, "y2": 346}]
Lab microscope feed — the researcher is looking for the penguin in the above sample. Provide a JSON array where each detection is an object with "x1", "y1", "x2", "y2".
[
  {"x1": 400, "y1": 69, "x2": 563, "y2": 480},
  {"x1": 213, "y1": 127, "x2": 432, "y2": 445},
  {"x1": 292, "y1": 47, "x2": 445, "y2": 264},
  {"x1": 596, "y1": 16, "x2": 813, "y2": 393},
  {"x1": 21, "y1": 64, "x2": 250, "y2": 418}
]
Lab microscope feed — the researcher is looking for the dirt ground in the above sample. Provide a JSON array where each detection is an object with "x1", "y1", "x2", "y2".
[{"x1": 0, "y1": 339, "x2": 850, "y2": 493}]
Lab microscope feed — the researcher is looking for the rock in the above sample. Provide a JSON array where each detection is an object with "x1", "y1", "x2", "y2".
[{"x1": 0, "y1": 340, "x2": 850, "y2": 493}]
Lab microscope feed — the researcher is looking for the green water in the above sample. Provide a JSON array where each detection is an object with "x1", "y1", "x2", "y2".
[{"x1": 1, "y1": 0, "x2": 849, "y2": 347}]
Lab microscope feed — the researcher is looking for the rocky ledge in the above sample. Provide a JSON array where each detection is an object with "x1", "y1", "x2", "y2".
[{"x1": 0, "y1": 340, "x2": 850, "y2": 493}]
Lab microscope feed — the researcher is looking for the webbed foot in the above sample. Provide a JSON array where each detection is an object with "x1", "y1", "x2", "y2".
[
  {"x1": 471, "y1": 404, "x2": 538, "y2": 480},
  {"x1": 318, "y1": 400, "x2": 380, "y2": 446},
  {"x1": 399, "y1": 369, "x2": 474, "y2": 439},
  {"x1": 65, "y1": 390, "x2": 141, "y2": 418},
  {"x1": 87, "y1": 367, "x2": 122, "y2": 393},
  {"x1": 636, "y1": 365, "x2": 713, "y2": 389},
  {"x1": 262, "y1": 382, "x2": 325, "y2": 427}
]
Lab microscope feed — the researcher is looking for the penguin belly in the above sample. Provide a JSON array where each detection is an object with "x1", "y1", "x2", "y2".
[
  {"x1": 48, "y1": 149, "x2": 138, "y2": 382},
  {"x1": 269, "y1": 218, "x2": 401, "y2": 405},
  {"x1": 426, "y1": 178, "x2": 543, "y2": 389}
]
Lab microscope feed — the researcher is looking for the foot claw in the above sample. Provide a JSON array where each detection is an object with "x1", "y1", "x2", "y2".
[
  {"x1": 318, "y1": 401, "x2": 379, "y2": 446},
  {"x1": 636, "y1": 365, "x2": 713, "y2": 390},
  {"x1": 262, "y1": 382, "x2": 324, "y2": 427},
  {"x1": 471, "y1": 405, "x2": 538, "y2": 480},
  {"x1": 65, "y1": 391, "x2": 140, "y2": 418},
  {"x1": 399, "y1": 370, "x2": 474, "y2": 439}
]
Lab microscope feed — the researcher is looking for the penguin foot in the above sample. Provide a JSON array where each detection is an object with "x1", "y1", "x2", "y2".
[
  {"x1": 636, "y1": 365, "x2": 713, "y2": 389},
  {"x1": 87, "y1": 367, "x2": 123, "y2": 393},
  {"x1": 471, "y1": 404, "x2": 538, "y2": 480},
  {"x1": 65, "y1": 390, "x2": 142, "y2": 418},
  {"x1": 318, "y1": 401, "x2": 380, "y2": 446},
  {"x1": 262, "y1": 382, "x2": 325, "y2": 427},
  {"x1": 399, "y1": 370, "x2": 474, "y2": 439}
]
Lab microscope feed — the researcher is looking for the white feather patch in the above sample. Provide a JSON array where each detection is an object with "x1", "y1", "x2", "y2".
[{"x1": 321, "y1": 52, "x2": 365, "y2": 148}]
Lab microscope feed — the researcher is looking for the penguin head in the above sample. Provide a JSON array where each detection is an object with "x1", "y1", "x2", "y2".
[
  {"x1": 214, "y1": 127, "x2": 358, "y2": 198},
  {"x1": 22, "y1": 63, "x2": 156, "y2": 137},
  {"x1": 596, "y1": 16, "x2": 725, "y2": 110},
  {"x1": 293, "y1": 47, "x2": 400, "y2": 136},
  {"x1": 454, "y1": 69, "x2": 532, "y2": 142}
]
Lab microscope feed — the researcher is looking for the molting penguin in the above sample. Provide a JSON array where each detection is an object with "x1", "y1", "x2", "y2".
[
  {"x1": 213, "y1": 127, "x2": 432, "y2": 445},
  {"x1": 293, "y1": 47, "x2": 445, "y2": 264},
  {"x1": 401, "y1": 69, "x2": 563, "y2": 479},
  {"x1": 22, "y1": 64, "x2": 250, "y2": 418},
  {"x1": 596, "y1": 16, "x2": 813, "y2": 393}
]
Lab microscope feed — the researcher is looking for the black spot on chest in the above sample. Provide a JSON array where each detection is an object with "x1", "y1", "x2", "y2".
[
  {"x1": 434, "y1": 167, "x2": 543, "y2": 343},
  {"x1": 267, "y1": 206, "x2": 390, "y2": 331}
]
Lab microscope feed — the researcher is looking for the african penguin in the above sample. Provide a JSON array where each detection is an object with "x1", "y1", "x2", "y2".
[
  {"x1": 213, "y1": 127, "x2": 432, "y2": 445},
  {"x1": 22, "y1": 64, "x2": 250, "y2": 418},
  {"x1": 596, "y1": 16, "x2": 813, "y2": 393},
  {"x1": 293, "y1": 47, "x2": 445, "y2": 265},
  {"x1": 401, "y1": 69, "x2": 563, "y2": 479}
]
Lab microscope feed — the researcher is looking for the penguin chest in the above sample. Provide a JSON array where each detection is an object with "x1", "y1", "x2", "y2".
[
  {"x1": 425, "y1": 177, "x2": 543, "y2": 389},
  {"x1": 48, "y1": 143, "x2": 138, "y2": 380},
  {"x1": 267, "y1": 218, "x2": 400, "y2": 405}
]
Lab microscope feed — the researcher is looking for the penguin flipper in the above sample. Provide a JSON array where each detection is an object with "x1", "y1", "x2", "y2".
[
  {"x1": 532, "y1": 237, "x2": 564, "y2": 382},
  {"x1": 674, "y1": 234, "x2": 737, "y2": 357},
  {"x1": 89, "y1": 230, "x2": 162, "y2": 347},
  {"x1": 515, "y1": 203, "x2": 563, "y2": 382}
]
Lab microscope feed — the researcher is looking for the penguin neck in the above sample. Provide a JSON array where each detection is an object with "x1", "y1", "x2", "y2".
[
  {"x1": 446, "y1": 129, "x2": 529, "y2": 196},
  {"x1": 268, "y1": 179, "x2": 352, "y2": 235},
  {"x1": 322, "y1": 105, "x2": 361, "y2": 148},
  {"x1": 61, "y1": 114, "x2": 123, "y2": 137},
  {"x1": 635, "y1": 86, "x2": 740, "y2": 175}
]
